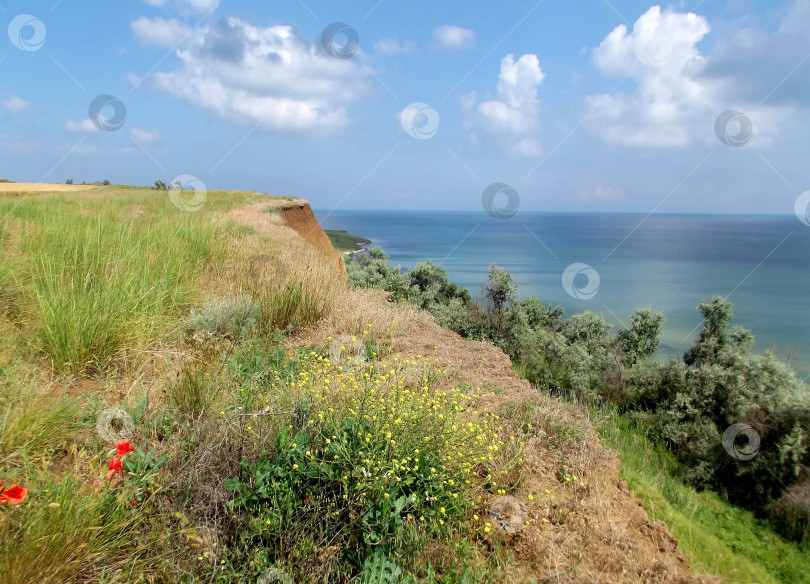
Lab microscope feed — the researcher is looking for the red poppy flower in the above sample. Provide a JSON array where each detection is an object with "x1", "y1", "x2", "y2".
[
  {"x1": 0, "y1": 482, "x2": 28, "y2": 505},
  {"x1": 105, "y1": 457, "x2": 123, "y2": 480},
  {"x1": 115, "y1": 441, "x2": 135, "y2": 457}
]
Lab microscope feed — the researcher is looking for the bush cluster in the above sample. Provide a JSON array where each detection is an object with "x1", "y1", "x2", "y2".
[
  {"x1": 223, "y1": 349, "x2": 502, "y2": 579},
  {"x1": 346, "y1": 248, "x2": 810, "y2": 541}
]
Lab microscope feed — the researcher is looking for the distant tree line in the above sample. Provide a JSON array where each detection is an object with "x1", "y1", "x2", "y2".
[
  {"x1": 65, "y1": 179, "x2": 111, "y2": 186},
  {"x1": 347, "y1": 247, "x2": 810, "y2": 542}
]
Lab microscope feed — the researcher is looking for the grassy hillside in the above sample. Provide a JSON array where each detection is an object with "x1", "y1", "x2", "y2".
[
  {"x1": 4, "y1": 185, "x2": 804, "y2": 583},
  {"x1": 4, "y1": 186, "x2": 664, "y2": 583},
  {"x1": 326, "y1": 229, "x2": 371, "y2": 252},
  {"x1": 594, "y1": 409, "x2": 810, "y2": 584}
]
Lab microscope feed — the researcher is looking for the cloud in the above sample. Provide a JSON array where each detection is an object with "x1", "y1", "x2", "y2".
[
  {"x1": 374, "y1": 37, "x2": 417, "y2": 55},
  {"x1": 65, "y1": 118, "x2": 99, "y2": 133},
  {"x1": 432, "y1": 25, "x2": 475, "y2": 50},
  {"x1": 464, "y1": 54, "x2": 544, "y2": 157},
  {"x1": 586, "y1": 5, "x2": 794, "y2": 148},
  {"x1": 131, "y1": 16, "x2": 191, "y2": 46},
  {"x1": 460, "y1": 91, "x2": 477, "y2": 112},
  {"x1": 128, "y1": 127, "x2": 160, "y2": 145},
  {"x1": 2, "y1": 94, "x2": 38, "y2": 112},
  {"x1": 586, "y1": 6, "x2": 717, "y2": 147},
  {"x1": 704, "y1": 0, "x2": 810, "y2": 105},
  {"x1": 135, "y1": 16, "x2": 372, "y2": 133}
]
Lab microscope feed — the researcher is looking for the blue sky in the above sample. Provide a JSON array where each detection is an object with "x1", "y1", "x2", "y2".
[{"x1": 1, "y1": 0, "x2": 809, "y2": 214}]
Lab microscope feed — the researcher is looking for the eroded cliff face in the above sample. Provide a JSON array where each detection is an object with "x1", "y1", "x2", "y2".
[{"x1": 276, "y1": 200, "x2": 345, "y2": 275}]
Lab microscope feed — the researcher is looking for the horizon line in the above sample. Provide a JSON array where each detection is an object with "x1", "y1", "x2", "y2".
[{"x1": 313, "y1": 208, "x2": 799, "y2": 217}]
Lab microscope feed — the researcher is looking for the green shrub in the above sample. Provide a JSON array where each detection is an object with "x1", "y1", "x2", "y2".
[
  {"x1": 346, "y1": 247, "x2": 409, "y2": 301},
  {"x1": 187, "y1": 294, "x2": 260, "y2": 340},
  {"x1": 223, "y1": 352, "x2": 500, "y2": 580},
  {"x1": 346, "y1": 248, "x2": 810, "y2": 541},
  {"x1": 623, "y1": 298, "x2": 810, "y2": 534}
]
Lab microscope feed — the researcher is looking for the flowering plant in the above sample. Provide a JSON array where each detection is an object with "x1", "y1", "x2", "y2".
[
  {"x1": 0, "y1": 480, "x2": 28, "y2": 505},
  {"x1": 106, "y1": 441, "x2": 136, "y2": 480}
]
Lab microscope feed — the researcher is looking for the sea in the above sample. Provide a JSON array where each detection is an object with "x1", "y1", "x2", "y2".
[{"x1": 315, "y1": 210, "x2": 810, "y2": 380}]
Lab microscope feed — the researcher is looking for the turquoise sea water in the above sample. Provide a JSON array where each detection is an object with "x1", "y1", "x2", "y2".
[{"x1": 316, "y1": 210, "x2": 810, "y2": 379}]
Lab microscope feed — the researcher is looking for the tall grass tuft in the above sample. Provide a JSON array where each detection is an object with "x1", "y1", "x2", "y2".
[
  {"x1": 0, "y1": 390, "x2": 84, "y2": 462},
  {"x1": 19, "y1": 212, "x2": 216, "y2": 374},
  {"x1": 170, "y1": 359, "x2": 221, "y2": 421},
  {"x1": 259, "y1": 281, "x2": 329, "y2": 332},
  {"x1": 0, "y1": 477, "x2": 158, "y2": 583}
]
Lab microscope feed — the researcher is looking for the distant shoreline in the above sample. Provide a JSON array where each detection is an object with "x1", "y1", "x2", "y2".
[{"x1": 325, "y1": 229, "x2": 371, "y2": 253}]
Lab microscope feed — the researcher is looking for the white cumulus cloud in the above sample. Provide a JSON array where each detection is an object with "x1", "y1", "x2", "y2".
[
  {"x1": 580, "y1": 186, "x2": 624, "y2": 201},
  {"x1": 464, "y1": 54, "x2": 544, "y2": 157},
  {"x1": 131, "y1": 16, "x2": 191, "y2": 46},
  {"x1": 586, "y1": 5, "x2": 793, "y2": 147},
  {"x1": 132, "y1": 16, "x2": 372, "y2": 133},
  {"x1": 432, "y1": 25, "x2": 475, "y2": 50}
]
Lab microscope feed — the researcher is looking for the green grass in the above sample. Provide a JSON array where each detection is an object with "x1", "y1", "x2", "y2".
[
  {"x1": 15, "y1": 209, "x2": 216, "y2": 374},
  {"x1": 326, "y1": 229, "x2": 371, "y2": 252},
  {"x1": 0, "y1": 476, "x2": 160, "y2": 583},
  {"x1": 594, "y1": 408, "x2": 810, "y2": 584}
]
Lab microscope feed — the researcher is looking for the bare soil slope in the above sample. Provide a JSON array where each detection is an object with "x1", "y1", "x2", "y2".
[{"x1": 275, "y1": 198, "x2": 345, "y2": 274}]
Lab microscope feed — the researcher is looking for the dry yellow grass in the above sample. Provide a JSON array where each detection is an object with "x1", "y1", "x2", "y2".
[{"x1": 0, "y1": 183, "x2": 99, "y2": 194}]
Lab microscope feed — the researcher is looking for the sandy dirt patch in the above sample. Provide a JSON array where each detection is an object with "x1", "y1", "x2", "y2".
[{"x1": 0, "y1": 183, "x2": 100, "y2": 194}]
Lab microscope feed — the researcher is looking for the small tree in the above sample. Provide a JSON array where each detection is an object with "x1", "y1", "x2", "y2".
[
  {"x1": 65, "y1": 178, "x2": 73, "y2": 184},
  {"x1": 153, "y1": 180, "x2": 168, "y2": 191},
  {"x1": 484, "y1": 264, "x2": 517, "y2": 314},
  {"x1": 684, "y1": 296, "x2": 733, "y2": 366},
  {"x1": 617, "y1": 307, "x2": 665, "y2": 366}
]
